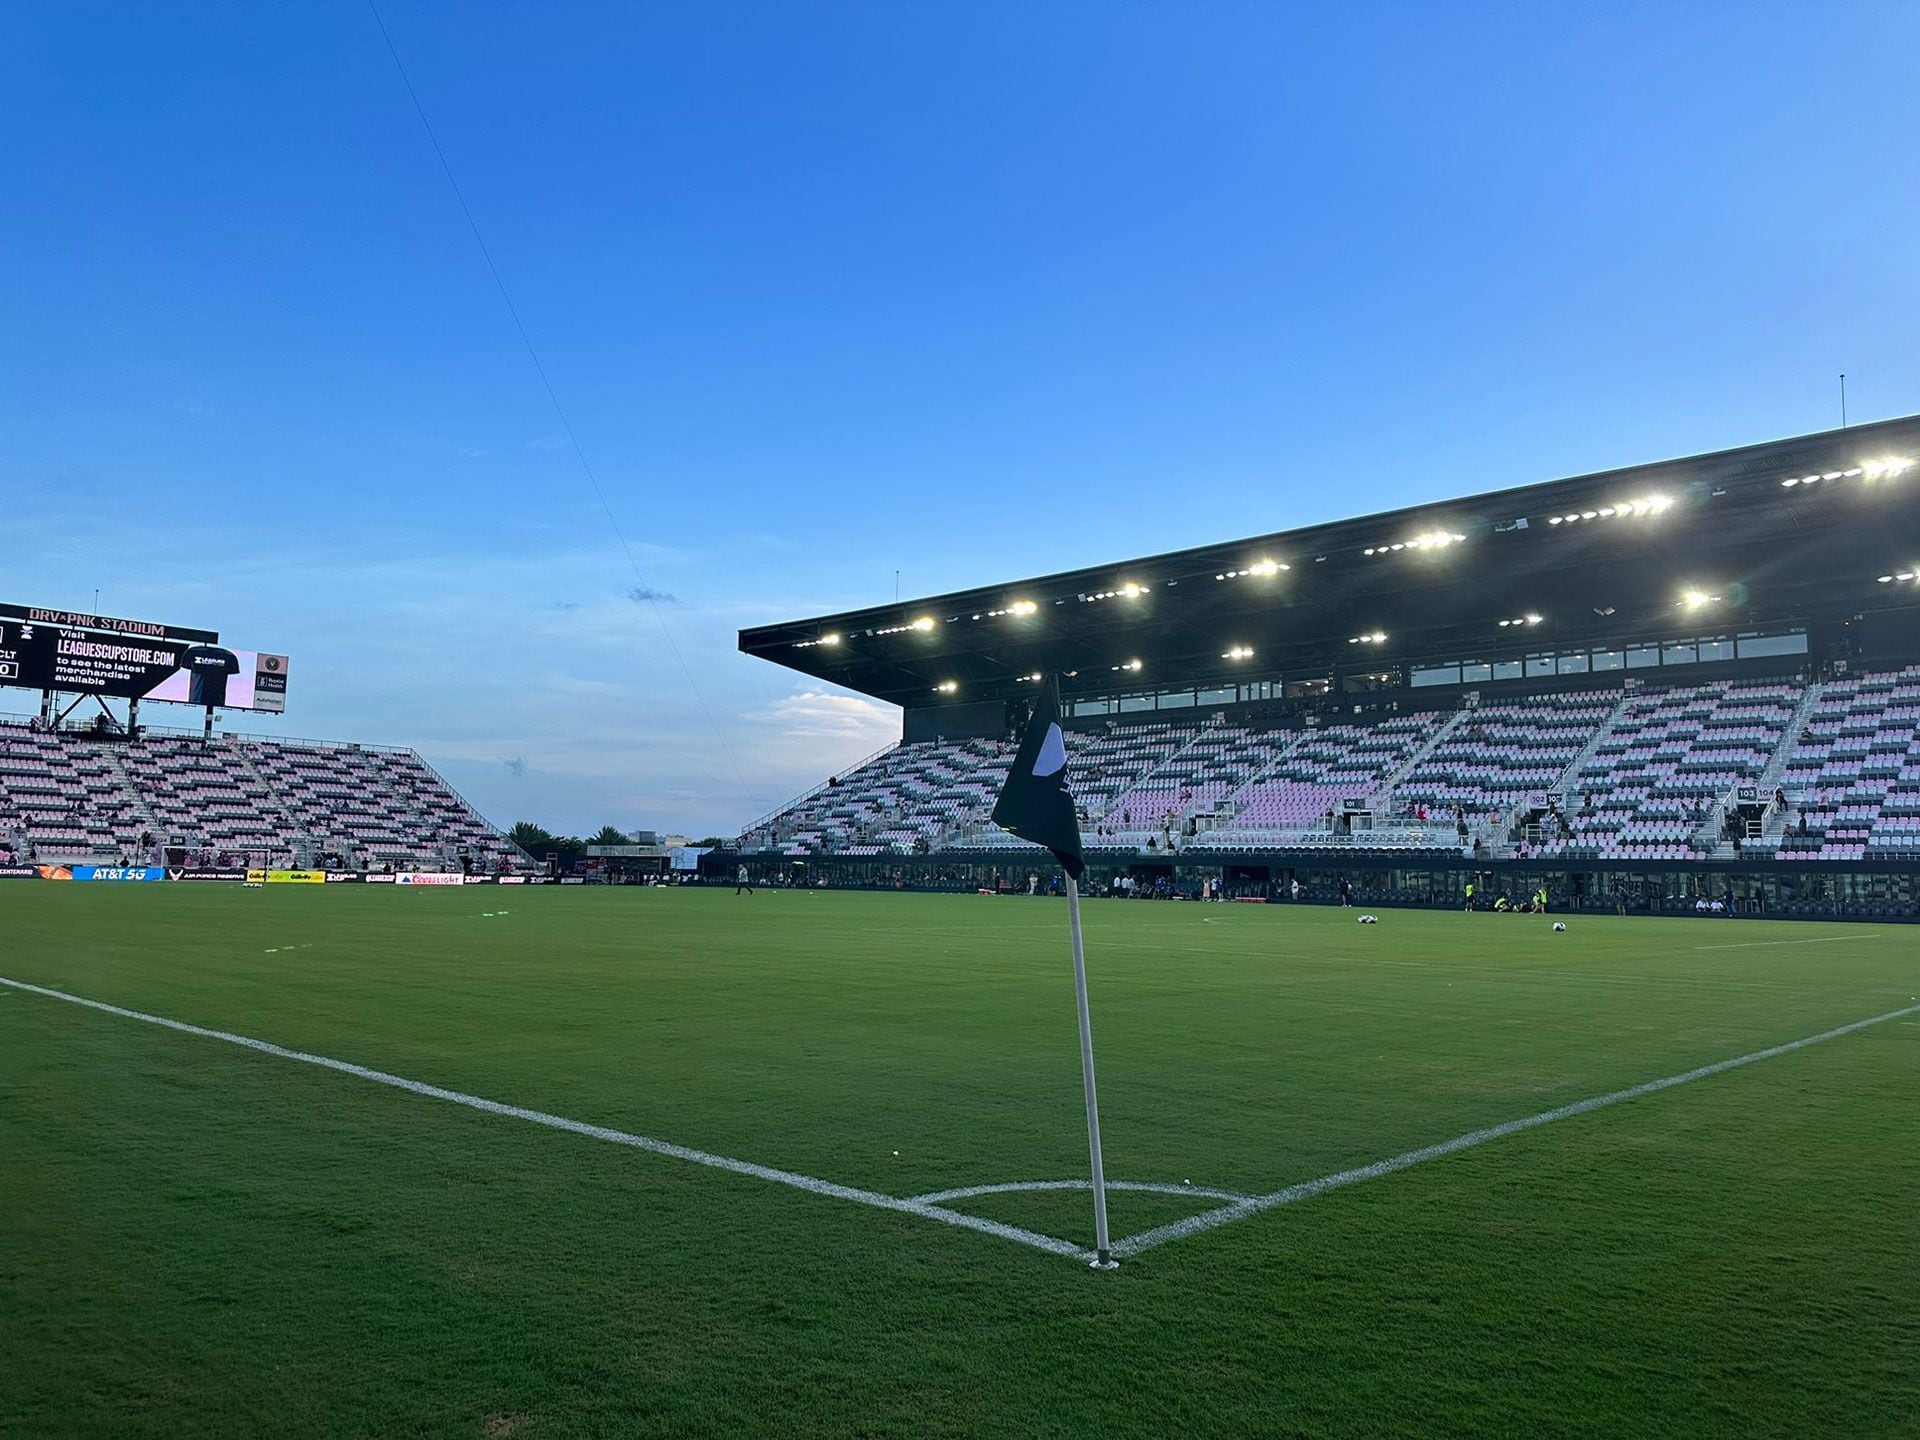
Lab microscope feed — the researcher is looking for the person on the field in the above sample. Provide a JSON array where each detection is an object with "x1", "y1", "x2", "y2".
[
  {"x1": 735, "y1": 864, "x2": 754, "y2": 896},
  {"x1": 1337, "y1": 874, "x2": 1353, "y2": 907},
  {"x1": 1533, "y1": 886, "x2": 1548, "y2": 913},
  {"x1": 1493, "y1": 894, "x2": 1510, "y2": 912},
  {"x1": 1463, "y1": 879, "x2": 1475, "y2": 912}
]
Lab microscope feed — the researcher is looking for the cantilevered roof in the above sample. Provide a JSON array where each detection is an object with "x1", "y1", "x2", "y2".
[{"x1": 740, "y1": 416, "x2": 1920, "y2": 708}]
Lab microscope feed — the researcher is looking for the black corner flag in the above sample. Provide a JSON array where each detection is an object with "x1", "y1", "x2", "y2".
[{"x1": 992, "y1": 677, "x2": 1085, "y2": 879}]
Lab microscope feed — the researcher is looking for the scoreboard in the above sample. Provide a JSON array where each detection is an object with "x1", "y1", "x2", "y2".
[{"x1": 0, "y1": 603, "x2": 289, "y2": 712}]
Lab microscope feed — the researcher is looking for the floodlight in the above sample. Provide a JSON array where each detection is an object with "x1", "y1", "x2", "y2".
[
  {"x1": 1008, "y1": 599, "x2": 1038, "y2": 616},
  {"x1": 934, "y1": 680, "x2": 958, "y2": 693},
  {"x1": 822, "y1": 633, "x2": 841, "y2": 645},
  {"x1": 911, "y1": 617, "x2": 936, "y2": 631},
  {"x1": 1681, "y1": 588, "x2": 1715, "y2": 610},
  {"x1": 1222, "y1": 645, "x2": 1254, "y2": 660}
]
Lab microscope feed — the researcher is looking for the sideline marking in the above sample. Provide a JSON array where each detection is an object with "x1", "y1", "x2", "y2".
[
  {"x1": 1111, "y1": 999, "x2": 1920, "y2": 1257},
  {"x1": 0, "y1": 975, "x2": 1088, "y2": 1262},
  {"x1": 5, "y1": 977, "x2": 1913, "y2": 1267},
  {"x1": 1692, "y1": 932, "x2": 1882, "y2": 951}
]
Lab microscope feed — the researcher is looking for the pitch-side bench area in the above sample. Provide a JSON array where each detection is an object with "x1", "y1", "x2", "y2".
[{"x1": 4, "y1": 973, "x2": 1915, "y2": 1267}]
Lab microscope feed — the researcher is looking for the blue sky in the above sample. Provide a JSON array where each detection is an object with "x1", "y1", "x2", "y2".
[{"x1": 4, "y1": 2, "x2": 1917, "y2": 837}]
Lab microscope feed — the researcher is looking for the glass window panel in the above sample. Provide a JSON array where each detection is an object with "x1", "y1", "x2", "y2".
[
  {"x1": 1557, "y1": 653, "x2": 1590, "y2": 674},
  {"x1": 1461, "y1": 662, "x2": 1492, "y2": 683},
  {"x1": 1626, "y1": 645, "x2": 1661, "y2": 669},
  {"x1": 1736, "y1": 632, "x2": 1808, "y2": 658},
  {"x1": 1492, "y1": 660, "x2": 1523, "y2": 681},
  {"x1": 1696, "y1": 639, "x2": 1734, "y2": 663},
  {"x1": 1526, "y1": 655, "x2": 1556, "y2": 677},
  {"x1": 1591, "y1": 649, "x2": 1625, "y2": 671},
  {"x1": 1663, "y1": 642, "x2": 1697, "y2": 665}
]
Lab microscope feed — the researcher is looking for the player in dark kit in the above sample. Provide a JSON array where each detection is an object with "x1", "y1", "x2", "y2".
[{"x1": 181, "y1": 645, "x2": 240, "y2": 707}]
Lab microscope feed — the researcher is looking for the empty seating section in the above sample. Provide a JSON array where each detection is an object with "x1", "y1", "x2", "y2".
[
  {"x1": 748, "y1": 675, "x2": 1920, "y2": 863},
  {"x1": 748, "y1": 739, "x2": 1017, "y2": 856},
  {"x1": 1775, "y1": 666, "x2": 1920, "y2": 861},
  {"x1": 0, "y1": 727, "x2": 141, "y2": 856},
  {"x1": 1540, "y1": 682, "x2": 1799, "y2": 860},
  {"x1": 1090, "y1": 721, "x2": 1296, "y2": 843},
  {"x1": 0, "y1": 721, "x2": 522, "y2": 869},
  {"x1": 1199, "y1": 715, "x2": 1442, "y2": 844},
  {"x1": 1398, "y1": 694, "x2": 1612, "y2": 819}
]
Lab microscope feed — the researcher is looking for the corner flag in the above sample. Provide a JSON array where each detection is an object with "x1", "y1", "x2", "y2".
[
  {"x1": 992, "y1": 678, "x2": 1115, "y2": 1269},
  {"x1": 992, "y1": 679, "x2": 1085, "y2": 879}
]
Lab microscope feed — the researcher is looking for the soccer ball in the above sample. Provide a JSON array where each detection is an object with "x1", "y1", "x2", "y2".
[
  {"x1": 1552, "y1": 922, "x2": 1567, "y2": 932},
  {"x1": 1358, "y1": 914, "x2": 1378, "y2": 924}
]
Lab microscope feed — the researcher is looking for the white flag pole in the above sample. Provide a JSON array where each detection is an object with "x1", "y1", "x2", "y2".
[{"x1": 1065, "y1": 873, "x2": 1116, "y2": 1268}]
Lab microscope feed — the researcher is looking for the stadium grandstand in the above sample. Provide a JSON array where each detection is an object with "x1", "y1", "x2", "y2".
[
  {"x1": 735, "y1": 416, "x2": 1920, "y2": 919},
  {"x1": 0, "y1": 602, "x2": 529, "y2": 876}
]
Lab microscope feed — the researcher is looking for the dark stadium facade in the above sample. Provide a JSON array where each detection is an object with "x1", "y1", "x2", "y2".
[{"x1": 737, "y1": 417, "x2": 1920, "y2": 919}]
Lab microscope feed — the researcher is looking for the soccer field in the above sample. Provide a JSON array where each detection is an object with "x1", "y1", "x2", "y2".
[{"x1": 2, "y1": 886, "x2": 1916, "y2": 1438}]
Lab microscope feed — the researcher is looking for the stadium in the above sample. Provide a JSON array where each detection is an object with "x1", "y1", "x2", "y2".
[
  {"x1": 9, "y1": 9, "x2": 1920, "y2": 1438},
  {"x1": 737, "y1": 416, "x2": 1920, "y2": 920},
  {"x1": 9, "y1": 421, "x2": 1920, "y2": 1436}
]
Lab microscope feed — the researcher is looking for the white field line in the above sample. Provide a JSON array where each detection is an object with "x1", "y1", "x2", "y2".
[
  {"x1": 1111, "y1": 999, "x2": 1920, "y2": 1258},
  {"x1": 10, "y1": 975, "x2": 1915, "y2": 1269},
  {"x1": 0, "y1": 976, "x2": 1088, "y2": 1263},
  {"x1": 1691, "y1": 932, "x2": 1883, "y2": 951},
  {"x1": 911, "y1": 1178, "x2": 1248, "y2": 1206}
]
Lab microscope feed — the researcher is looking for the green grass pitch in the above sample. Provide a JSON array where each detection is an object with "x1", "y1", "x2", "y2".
[{"x1": 2, "y1": 884, "x2": 1917, "y2": 1437}]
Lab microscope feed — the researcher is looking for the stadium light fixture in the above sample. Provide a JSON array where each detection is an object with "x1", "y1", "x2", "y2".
[
  {"x1": 1364, "y1": 531, "x2": 1465, "y2": 557},
  {"x1": 1215, "y1": 559, "x2": 1289, "y2": 580},
  {"x1": 1222, "y1": 645, "x2": 1254, "y2": 660},
  {"x1": 1018, "y1": 671, "x2": 1045, "y2": 682},
  {"x1": 1680, "y1": 588, "x2": 1721, "y2": 611},
  {"x1": 794, "y1": 631, "x2": 843, "y2": 649},
  {"x1": 1083, "y1": 582, "x2": 1152, "y2": 603},
  {"x1": 1878, "y1": 573, "x2": 1917, "y2": 584},
  {"x1": 1496, "y1": 614, "x2": 1545, "y2": 629},
  {"x1": 1548, "y1": 494, "x2": 1671, "y2": 526},
  {"x1": 1781, "y1": 458, "x2": 1911, "y2": 488},
  {"x1": 871, "y1": 617, "x2": 938, "y2": 637},
  {"x1": 1109, "y1": 658, "x2": 1144, "y2": 672},
  {"x1": 1348, "y1": 632, "x2": 1387, "y2": 645},
  {"x1": 934, "y1": 680, "x2": 959, "y2": 694},
  {"x1": 1009, "y1": 599, "x2": 1038, "y2": 616}
]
